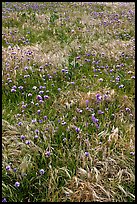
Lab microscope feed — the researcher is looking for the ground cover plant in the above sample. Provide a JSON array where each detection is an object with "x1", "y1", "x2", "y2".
[{"x1": 2, "y1": 2, "x2": 135, "y2": 202}]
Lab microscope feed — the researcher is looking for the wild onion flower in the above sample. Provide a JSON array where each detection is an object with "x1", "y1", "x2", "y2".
[
  {"x1": 15, "y1": 182, "x2": 20, "y2": 187},
  {"x1": 39, "y1": 169, "x2": 45, "y2": 175}
]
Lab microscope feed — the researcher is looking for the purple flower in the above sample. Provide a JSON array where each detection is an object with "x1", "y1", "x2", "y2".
[
  {"x1": 20, "y1": 135, "x2": 25, "y2": 140},
  {"x1": 125, "y1": 107, "x2": 131, "y2": 112},
  {"x1": 58, "y1": 88, "x2": 61, "y2": 91},
  {"x1": 39, "y1": 169, "x2": 45, "y2": 175},
  {"x1": 98, "y1": 110, "x2": 104, "y2": 114},
  {"x1": 44, "y1": 95, "x2": 49, "y2": 99},
  {"x1": 119, "y1": 84, "x2": 124, "y2": 88},
  {"x1": 2, "y1": 198, "x2": 7, "y2": 202},
  {"x1": 96, "y1": 94, "x2": 102, "y2": 101},
  {"x1": 39, "y1": 91, "x2": 44, "y2": 95},
  {"x1": 28, "y1": 93, "x2": 32, "y2": 97},
  {"x1": 18, "y1": 122, "x2": 22, "y2": 126},
  {"x1": 91, "y1": 114, "x2": 98, "y2": 123},
  {"x1": 18, "y1": 86, "x2": 23, "y2": 90},
  {"x1": 39, "y1": 120, "x2": 43, "y2": 123},
  {"x1": 37, "y1": 110, "x2": 41, "y2": 114},
  {"x1": 86, "y1": 100, "x2": 89, "y2": 106},
  {"x1": 85, "y1": 152, "x2": 89, "y2": 157},
  {"x1": 32, "y1": 119, "x2": 37, "y2": 123},
  {"x1": 34, "y1": 135, "x2": 39, "y2": 139},
  {"x1": 36, "y1": 95, "x2": 42, "y2": 101},
  {"x1": 75, "y1": 127, "x2": 80, "y2": 133},
  {"x1": 13, "y1": 168, "x2": 17, "y2": 172},
  {"x1": 35, "y1": 129, "x2": 39, "y2": 134},
  {"x1": 44, "y1": 116, "x2": 47, "y2": 120},
  {"x1": 45, "y1": 151, "x2": 50, "y2": 157},
  {"x1": 11, "y1": 88, "x2": 16, "y2": 93},
  {"x1": 6, "y1": 165, "x2": 11, "y2": 171},
  {"x1": 15, "y1": 182, "x2": 20, "y2": 187},
  {"x1": 25, "y1": 140, "x2": 31, "y2": 145}
]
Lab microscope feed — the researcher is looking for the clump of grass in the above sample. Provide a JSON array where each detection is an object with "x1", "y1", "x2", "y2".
[{"x1": 2, "y1": 2, "x2": 135, "y2": 202}]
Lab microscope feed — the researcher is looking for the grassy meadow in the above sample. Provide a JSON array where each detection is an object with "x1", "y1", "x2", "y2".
[{"x1": 2, "y1": 2, "x2": 135, "y2": 202}]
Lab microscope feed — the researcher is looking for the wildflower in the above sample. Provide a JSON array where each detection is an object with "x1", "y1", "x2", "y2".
[
  {"x1": 58, "y1": 88, "x2": 61, "y2": 91},
  {"x1": 44, "y1": 116, "x2": 47, "y2": 120},
  {"x1": 39, "y1": 90, "x2": 44, "y2": 95},
  {"x1": 37, "y1": 110, "x2": 41, "y2": 114},
  {"x1": 86, "y1": 100, "x2": 89, "y2": 106},
  {"x1": 98, "y1": 78, "x2": 103, "y2": 82},
  {"x1": 85, "y1": 152, "x2": 89, "y2": 157},
  {"x1": 39, "y1": 169, "x2": 45, "y2": 175},
  {"x1": 25, "y1": 140, "x2": 31, "y2": 145},
  {"x1": 20, "y1": 135, "x2": 25, "y2": 140},
  {"x1": 34, "y1": 135, "x2": 39, "y2": 139},
  {"x1": 44, "y1": 95, "x2": 49, "y2": 99},
  {"x1": 39, "y1": 120, "x2": 43, "y2": 123},
  {"x1": 45, "y1": 151, "x2": 50, "y2": 157},
  {"x1": 18, "y1": 122, "x2": 22, "y2": 126},
  {"x1": 130, "y1": 152, "x2": 135, "y2": 156},
  {"x1": 28, "y1": 93, "x2": 32, "y2": 97},
  {"x1": 6, "y1": 165, "x2": 11, "y2": 171},
  {"x1": 75, "y1": 127, "x2": 80, "y2": 133},
  {"x1": 15, "y1": 182, "x2": 20, "y2": 187},
  {"x1": 98, "y1": 110, "x2": 104, "y2": 114},
  {"x1": 32, "y1": 119, "x2": 37, "y2": 123},
  {"x1": 36, "y1": 95, "x2": 42, "y2": 101},
  {"x1": 13, "y1": 168, "x2": 17, "y2": 172},
  {"x1": 91, "y1": 114, "x2": 98, "y2": 123},
  {"x1": 2, "y1": 198, "x2": 7, "y2": 202},
  {"x1": 119, "y1": 84, "x2": 124, "y2": 88},
  {"x1": 125, "y1": 107, "x2": 131, "y2": 112},
  {"x1": 35, "y1": 129, "x2": 39, "y2": 134},
  {"x1": 11, "y1": 88, "x2": 16, "y2": 92},
  {"x1": 96, "y1": 94, "x2": 102, "y2": 101}
]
